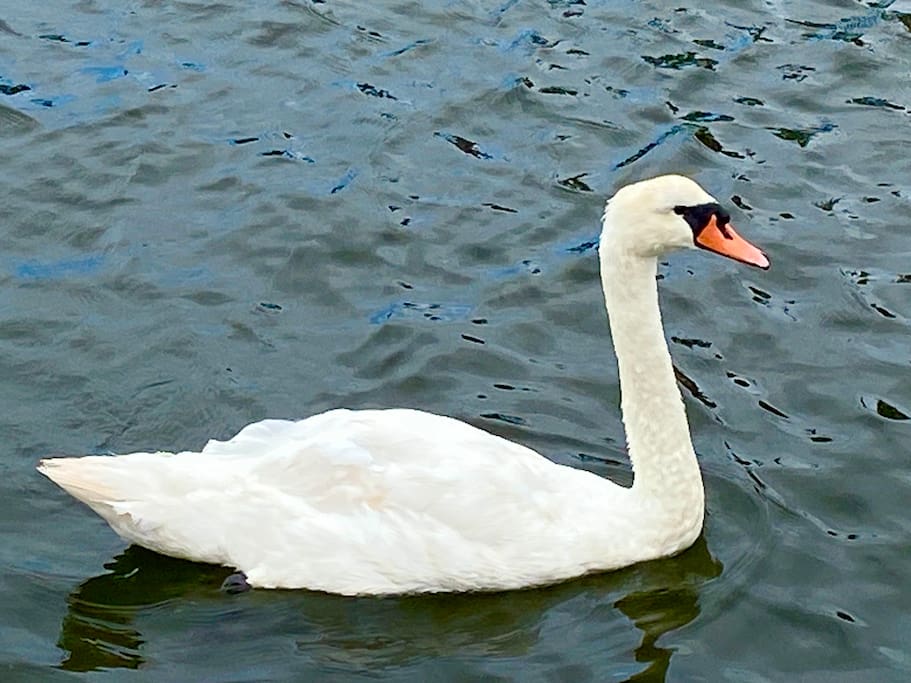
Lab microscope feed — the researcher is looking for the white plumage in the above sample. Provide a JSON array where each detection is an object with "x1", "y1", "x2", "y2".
[{"x1": 38, "y1": 174, "x2": 769, "y2": 595}]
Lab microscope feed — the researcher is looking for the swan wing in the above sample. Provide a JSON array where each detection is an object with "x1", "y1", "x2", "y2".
[{"x1": 39, "y1": 409, "x2": 619, "y2": 593}]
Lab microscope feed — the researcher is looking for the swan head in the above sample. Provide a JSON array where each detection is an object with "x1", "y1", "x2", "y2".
[{"x1": 601, "y1": 174, "x2": 769, "y2": 269}]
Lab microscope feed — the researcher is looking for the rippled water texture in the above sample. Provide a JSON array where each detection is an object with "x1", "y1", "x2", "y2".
[{"x1": 2, "y1": 0, "x2": 910, "y2": 680}]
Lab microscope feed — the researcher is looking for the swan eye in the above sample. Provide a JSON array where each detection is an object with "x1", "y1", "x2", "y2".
[{"x1": 674, "y1": 203, "x2": 729, "y2": 238}]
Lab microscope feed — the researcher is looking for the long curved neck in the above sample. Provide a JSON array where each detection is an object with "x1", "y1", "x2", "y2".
[{"x1": 599, "y1": 245, "x2": 703, "y2": 514}]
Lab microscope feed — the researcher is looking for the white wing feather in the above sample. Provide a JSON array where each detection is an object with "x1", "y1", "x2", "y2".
[{"x1": 39, "y1": 408, "x2": 641, "y2": 594}]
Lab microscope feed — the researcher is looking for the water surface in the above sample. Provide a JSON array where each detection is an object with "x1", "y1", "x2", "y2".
[{"x1": 2, "y1": 0, "x2": 910, "y2": 680}]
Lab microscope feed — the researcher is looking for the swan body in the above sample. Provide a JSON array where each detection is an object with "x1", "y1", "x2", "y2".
[{"x1": 39, "y1": 174, "x2": 769, "y2": 595}]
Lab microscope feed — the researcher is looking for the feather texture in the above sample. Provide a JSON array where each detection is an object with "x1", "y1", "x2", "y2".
[{"x1": 41, "y1": 409, "x2": 649, "y2": 593}]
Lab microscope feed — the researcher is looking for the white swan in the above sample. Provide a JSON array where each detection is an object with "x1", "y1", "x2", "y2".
[{"x1": 38, "y1": 174, "x2": 769, "y2": 595}]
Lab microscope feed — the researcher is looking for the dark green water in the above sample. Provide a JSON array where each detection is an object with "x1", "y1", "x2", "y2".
[{"x1": 2, "y1": 0, "x2": 910, "y2": 680}]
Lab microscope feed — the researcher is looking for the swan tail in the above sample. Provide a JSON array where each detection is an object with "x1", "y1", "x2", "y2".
[
  {"x1": 37, "y1": 456, "x2": 127, "y2": 505},
  {"x1": 37, "y1": 454, "x2": 230, "y2": 565},
  {"x1": 37, "y1": 455, "x2": 159, "y2": 533}
]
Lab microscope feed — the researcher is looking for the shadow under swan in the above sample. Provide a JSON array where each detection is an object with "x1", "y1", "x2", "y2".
[{"x1": 56, "y1": 536, "x2": 722, "y2": 679}]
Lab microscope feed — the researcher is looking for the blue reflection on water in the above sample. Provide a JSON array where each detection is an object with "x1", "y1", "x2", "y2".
[{"x1": 15, "y1": 255, "x2": 105, "y2": 280}]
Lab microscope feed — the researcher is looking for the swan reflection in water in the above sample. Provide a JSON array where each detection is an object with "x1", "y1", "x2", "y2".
[{"x1": 55, "y1": 535, "x2": 721, "y2": 680}]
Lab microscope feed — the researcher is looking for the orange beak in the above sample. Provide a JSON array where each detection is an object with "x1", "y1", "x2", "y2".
[{"x1": 695, "y1": 215, "x2": 770, "y2": 269}]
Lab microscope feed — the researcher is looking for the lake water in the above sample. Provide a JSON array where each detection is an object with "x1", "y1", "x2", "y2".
[{"x1": 2, "y1": 0, "x2": 910, "y2": 680}]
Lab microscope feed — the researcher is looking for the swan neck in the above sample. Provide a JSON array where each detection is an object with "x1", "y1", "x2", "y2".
[{"x1": 599, "y1": 247, "x2": 703, "y2": 511}]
